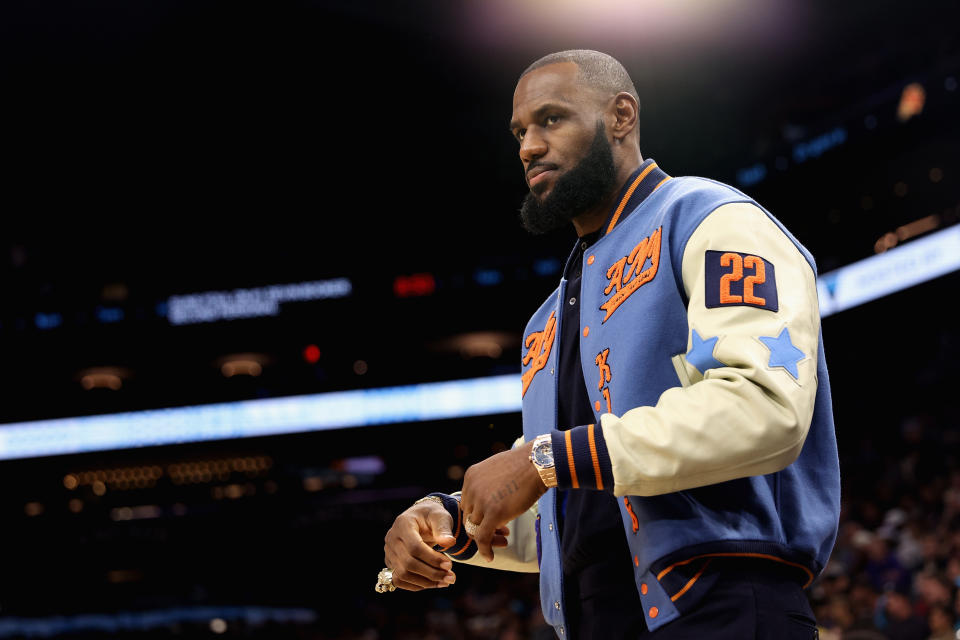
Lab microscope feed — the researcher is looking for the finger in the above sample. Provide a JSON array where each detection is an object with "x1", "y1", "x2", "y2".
[
  {"x1": 459, "y1": 491, "x2": 473, "y2": 523},
  {"x1": 393, "y1": 539, "x2": 455, "y2": 585},
  {"x1": 405, "y1": 545, "x2": 454, "y2": 583},
  {"x1": 384, "y1": 548, "x2": 434, "y2": 589},
  {"x1": 492, "y1": 534, "x2": 509, "y2": 548},
  {"x1": 391, "y1": 561, "x2": 444, "y2": 590},
  {"x1": 474, "y1": 519, "x2": 497, "y2": 562},
  {"x1": 392, "y1": 577, "x2": 425, "y2": 592},
  {"x1": 406, "y1": 532, "x2": 454, "y2": 572},
  {"x1": 495, "y1": 525, "x2": 510, "y2": 536},
  {"x1": 425, "y1": 509, "x2": 456, "y2": 550}
]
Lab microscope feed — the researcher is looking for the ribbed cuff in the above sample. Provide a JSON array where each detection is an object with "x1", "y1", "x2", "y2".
[
  {"x1": 551, "y1": 424, "x2": 615, "y2": 492},
  {"x1": 428, "y1": 493, "x2": 478, "y2": 560}
]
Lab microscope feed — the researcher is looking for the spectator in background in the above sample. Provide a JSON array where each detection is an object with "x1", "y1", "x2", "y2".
[
  {"x1": 865, "y1": 531, "x2": 912, "y2": 594},
  {"x1": 926, "y1": 604, "x2": 955, "y2": 640},
  {"x1": 881, "y1": 588, "x2": 929, "y2": 640}
]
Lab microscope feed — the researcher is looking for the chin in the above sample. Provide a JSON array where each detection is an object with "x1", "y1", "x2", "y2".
[{"x1": 530, "y1": 184, "x2": 551, "y2": 200}]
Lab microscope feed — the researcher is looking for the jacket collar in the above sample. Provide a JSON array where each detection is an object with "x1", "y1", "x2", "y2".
[{"x1": 600, "y1": 158, "x2": 670, "y2": 237}]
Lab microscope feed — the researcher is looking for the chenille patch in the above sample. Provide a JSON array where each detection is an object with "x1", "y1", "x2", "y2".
[{"x1": 704, "y1": 250, "x2": 778, "y2": 312}]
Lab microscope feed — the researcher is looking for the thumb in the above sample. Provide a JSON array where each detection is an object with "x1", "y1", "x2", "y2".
[{"x1": 427, "y1": 509, "x2": 456, "y2": 547}]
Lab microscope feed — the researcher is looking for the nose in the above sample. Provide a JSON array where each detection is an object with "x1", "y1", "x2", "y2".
[{"x1": 519, "y1": 128, "x2": 547, "y2": 165}]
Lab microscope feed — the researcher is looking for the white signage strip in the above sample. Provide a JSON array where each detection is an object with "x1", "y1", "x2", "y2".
[
  {"x1": 817, "y1": 225, "x2": 960, "y2": 317},
  {"x1": 0, "y1": 375, "x2": 521, "y2": 461},
  {"x1": 167, "y1": 278, "x2": 353, "y2": 325}
]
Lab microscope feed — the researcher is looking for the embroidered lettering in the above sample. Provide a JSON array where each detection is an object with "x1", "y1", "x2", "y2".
[
  {"x1": 705, "y1": 250, "x2": 778, "y2": 312},
  {"x1": 600, "y1": 227, "x2": 662, "y2": 323},
  {"x1": 624, "y1": 497, "x2": 639, "y2": 533},
  {"x1": 595, "y1": 348, "x2": 613, "y2": 413},
  {"x1": 595, "y1": 348, "x2": 611, "y2": 390},
  {"x1": 521, "y1": 311, "x2": 557, "y2": 398}
]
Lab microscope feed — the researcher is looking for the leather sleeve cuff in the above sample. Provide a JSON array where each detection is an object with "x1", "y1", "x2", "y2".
[
  {"x1": 428, "y1": 493, "x2": 478, "y2": 560},
  {"x1": 551, "y1": 424, "x2": 615, "y2": 492}
]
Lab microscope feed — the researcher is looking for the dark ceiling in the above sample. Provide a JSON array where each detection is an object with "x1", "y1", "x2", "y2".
[{"x1": 3, "y1": 0, "x2": 957, "y2": 289}]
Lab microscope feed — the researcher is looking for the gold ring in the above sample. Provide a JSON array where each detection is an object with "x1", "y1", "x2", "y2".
[
  {"x1": 375, "y1": 567, "x2": 396, "y2": 593},
  {"x1": 464, "y1": 516, "x2": 480, "y2": 539}
]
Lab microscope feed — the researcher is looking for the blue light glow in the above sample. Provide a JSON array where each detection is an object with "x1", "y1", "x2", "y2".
[{"x1": 0, "y1": 375, "x2": 522, "y2": 461}]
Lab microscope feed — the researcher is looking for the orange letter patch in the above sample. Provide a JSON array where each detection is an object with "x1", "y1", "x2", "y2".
[
  {"x1": 600, "y1": 227, "x2": 662, "y2": 323},
  {"x1": 595, "y1": 348, "x2": 613, "y2": 413},
  {"x1": 521, "y1": 311, "x2": 557, "y2": 397}
]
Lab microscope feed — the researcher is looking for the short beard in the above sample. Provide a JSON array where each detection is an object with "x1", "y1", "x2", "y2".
[{"x1": 518, "y1": 121, "x2": 617, "y2": 235}]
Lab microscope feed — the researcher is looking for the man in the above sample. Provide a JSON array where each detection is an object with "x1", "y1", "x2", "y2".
[{"x1": 382, "y1": 50, "x2": 840, "y2": 639}]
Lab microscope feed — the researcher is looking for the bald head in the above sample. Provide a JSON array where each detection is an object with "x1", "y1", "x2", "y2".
[{"x1": 520, "y1": 50, "x2": 639, "y2": 104}]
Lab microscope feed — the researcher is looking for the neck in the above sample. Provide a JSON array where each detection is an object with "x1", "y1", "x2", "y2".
[{"x1": 572, "y1": 151, "x2": 644, "y2": 237}]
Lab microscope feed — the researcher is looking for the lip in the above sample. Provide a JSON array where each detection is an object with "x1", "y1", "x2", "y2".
[{"x1": 527, "y1": 166, "x2": 556, "y2": 187}]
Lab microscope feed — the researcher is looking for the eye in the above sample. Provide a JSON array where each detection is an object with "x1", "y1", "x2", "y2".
[
  {"x1": 515, "y1": 129, "x2": 526, "y2": 142},
  {"x1": 545, "y1": 115, "x2": 560, "y2": 126}
]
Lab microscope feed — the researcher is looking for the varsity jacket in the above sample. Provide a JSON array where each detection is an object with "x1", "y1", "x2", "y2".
[{"x1": 436, "y1": 162, "x2": 841, "y2": 637}]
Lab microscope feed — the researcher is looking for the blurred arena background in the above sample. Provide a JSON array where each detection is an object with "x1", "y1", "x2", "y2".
[{"x1": 1, "y1": 0, "x2": 959, "y2": 638}]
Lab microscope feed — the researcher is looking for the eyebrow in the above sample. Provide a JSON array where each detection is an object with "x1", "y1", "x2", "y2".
[{"x1": 508, "y1": 101, "x2": 573, "y2": 133}]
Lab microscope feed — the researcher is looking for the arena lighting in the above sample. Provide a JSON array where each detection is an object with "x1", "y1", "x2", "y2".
[
  {"x1": 76, "y1": 366, "x2": 132, "y2": 391},
  {"x1": 1, "y1": 229, "x2": 957, "y2": 460},
  {"x1": 393, "y1": 273, "x2": 436, "y2": 298},
  {"x1": 216, "y1": 353, "x2": 270, "y2": 378},
  {"x1": 303, "y1": 344, "x2": 322, "y2": 364},
  {"x1": 896, "y1": 82, "x2": 926, "y2": 122},
  {"x1": 429, "y1": 331, "x2": 516, "y2": 359},
  {"x1": 462, "y1": 0, "x2": 801, "y2": 49},
  {"x1": 0, "y1": 607, "x2": 317, "y2": 638}
]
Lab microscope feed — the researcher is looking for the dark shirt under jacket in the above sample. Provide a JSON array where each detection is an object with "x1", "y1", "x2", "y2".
[{"x1": 555, "y1": 162, "x2": 662, "y2": 639}]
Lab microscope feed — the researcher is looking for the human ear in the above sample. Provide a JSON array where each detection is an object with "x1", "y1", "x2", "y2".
[{"x1": 611, "y1": 92, "x2": 639, "y2": 143}]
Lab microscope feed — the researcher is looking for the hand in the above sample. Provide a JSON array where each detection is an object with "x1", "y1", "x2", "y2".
[
  {"x1": 383, "y1": 499, "x2": 458, "y2": 591},
  {"x1": 460, "y1": 441, "x2": 547, "y2": 561}
]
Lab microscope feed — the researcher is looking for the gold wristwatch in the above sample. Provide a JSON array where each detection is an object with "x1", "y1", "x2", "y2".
[{"x1": 530, "y1": 434, "x2": 558, "y2": 488}]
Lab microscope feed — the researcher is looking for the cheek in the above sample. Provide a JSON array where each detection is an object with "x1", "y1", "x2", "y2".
[{"x1": 555, "y1": 127, "x2": 597, "y2": 162}]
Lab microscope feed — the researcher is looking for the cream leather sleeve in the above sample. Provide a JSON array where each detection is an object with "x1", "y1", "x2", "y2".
[
  {"x1": 602, "y1": 202, "x2": 821, "y2": 496},
  {"x1": 450, "y1": 436, "x2": 540, "y2": 573}
]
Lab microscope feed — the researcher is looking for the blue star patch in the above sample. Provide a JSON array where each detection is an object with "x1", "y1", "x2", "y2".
[
  {"x1": 758, "y1": 327, "x2": 805, "y2": 379},
  {"x1": 686, "y1": 329, "x2": 725, "y2": 374}
]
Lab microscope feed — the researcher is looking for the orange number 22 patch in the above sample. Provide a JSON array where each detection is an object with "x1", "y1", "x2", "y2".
[{"x1": 706, "y1": 250, "x2": 778, "y2": 311}]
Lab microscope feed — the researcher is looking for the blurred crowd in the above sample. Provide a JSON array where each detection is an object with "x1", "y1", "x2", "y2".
[{"x1": 808, "y1": 413, "x2": 960, "y2": 640}]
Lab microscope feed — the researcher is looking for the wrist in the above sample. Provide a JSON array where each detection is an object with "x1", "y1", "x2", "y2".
[
  {"x1": 423, "y1": 493, "x2": 477, "y2": 559},
  {"x1": 529, "y1": 434, "x2": 558, "y2": 489}
]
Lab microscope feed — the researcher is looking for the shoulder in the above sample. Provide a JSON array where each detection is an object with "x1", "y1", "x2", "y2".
[{"x1": 656, "y1": 175, "x2": 753, "y2": 207}]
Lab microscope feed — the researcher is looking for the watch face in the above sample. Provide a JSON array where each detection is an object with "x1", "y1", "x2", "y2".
[{"x1": 533, "y1": 442, "x2": 554, "y2": 467}]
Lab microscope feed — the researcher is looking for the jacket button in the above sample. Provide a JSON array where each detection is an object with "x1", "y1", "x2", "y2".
[
  {"x1": 554, "y1": 601, "x2": 560, "y2": 610},
  {"x1": 548, "y1": 523, "x2": 554, "y2": 531},
  {"x1": 550, "y1": 368, "x2": 554, "y2": 375},
  {"x1": 649, "y1": 606, "x2": 659, "y2": 619},
  {"x1": 587, "y1": 255, "x2": 595, "y2": 265},
  {"x1": 640, "y1": 582, "x2": 648, "y2": 595},
  {"x1": 559, "y1": 627, "x2": 564, "y2": 635}
]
